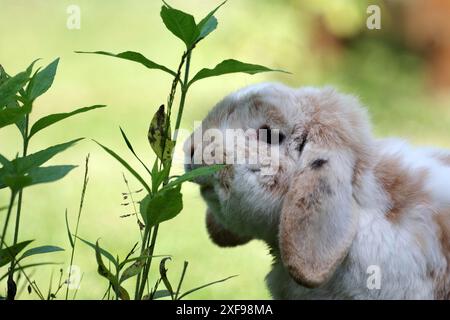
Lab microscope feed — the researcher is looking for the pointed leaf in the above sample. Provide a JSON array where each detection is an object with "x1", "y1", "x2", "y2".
[
  {"x1": 14, "y1": 138, "x2": 83, "y2": 174},
  {"x1": 76, "y1": 51, "x2": 176, "y2": 77},
  {"x1": 119, "y1": 256, "x2": 145, "y2": 284},
  {"x1": 0, "y1": 70, "x2": 30, "y2": 107},
  {"x1": 65, "y1": 210, "x2": 74, "y2": 248},
  {"x1": 0, "y1": 107, "x2": 29, "y2": 129},
  {"x1": 196, "y1": 1, "x2": 227, "y2": 41},
  {"x1": 140, "y1": 185, "x2": 183, "y2": 226},
  {"x1": 148, "y1": 105, "x2": 174, "y2": 164},
  {"x1": 152, "y1": 289, "x2": 172, "y2": 300},
  {"x1": 0, "y1": 240, "x2": 34, "y2": 267},
  {"x1": 189, "y1": 59, "x2": 289, "y2": 87},
  {"x1": 76, "y1": 236, "x2": 117, "y2": 266},
  {"x1": 26, "y1": 58, "x2": 59, "y2": 101},
  {"x1": 159, "y1": 257, "x2": 174, "y2": 300},
  {"x1": 20, "y1": 245, "x2": 64, "y2": 259},
  {"x1": 119, "y1": 127, "x2": 151, "y2": 176},
  {"x1": 94, "y1": 140, "x2": 151, "y2": 194},
  {"x1": 178, "y1": 275, "x2": 237, "y2": 300},
  {"x1": 163, "y1": 164, "x2": 224, "y2": 191},
  {"x1": 29, "y1": 105, "x2": 106, "y2": 139},
  {"x1": 26, "y1": 165, "x2": 77, "y2": 187},
  {"x1": 160, "y1": 5, "x2": 199, "y2": 48},
  {"x1": 94, "y1": 240, "x2": 129, "y2": 300}
]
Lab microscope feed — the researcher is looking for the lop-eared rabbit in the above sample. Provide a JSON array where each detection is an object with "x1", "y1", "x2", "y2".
[{"x1": 183, "y1": 83, "x2": 450, "y2": 299}]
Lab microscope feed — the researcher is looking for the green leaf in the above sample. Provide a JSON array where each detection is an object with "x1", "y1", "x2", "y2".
[
  {"x1": 0, "y1": 107, "x2": 29, "y2": 129},
  {"x1": 159, "y1": 257, "x2": 174, "y2": 300},
  {"x1": 75, "y1": 51, "x2": 176, "y2": 77},
  {"x1": 0, "y1": 70, "x2": 30, "y2": 107},
  {"x1": 160, "y1": 5, "x2": 199, "y2": 48},
  {"x1": 94, "y1": 240, "x2": 129, "y2": 300},
  {"x1": 119, "y1": 127, "x2": 151, "y2": 176},
  {"x1": 20, "y1": 245, "x2": 64, "y2": 259},
  {"x1": 151, "y1": 289, "x2": 172, "y2": 300},
  {"x1": 0, "y1": 63, "x2": 34, "y2": 128},
  {"x1": 76, "y1": 236, "x2": 117, "y2": 266},
  {"x1": 26, "y1": 165, "x2": 77, "y2": 187},
  {"x1": 151, "y1": 159, "x2": 169, "y2": 192},
  {"x1": 163, "y1": 164, "x2": 224, "y2": 191},
  {"x1": 0, "y1": 240, "x2": 34, "y2": 267},
  {"x1": 0, "y1": 174, "x2": 31, "y2": 191},
  {"x1": 178, "y1": 275, "x2": 237, "y2": 300},
  {"x1": 65, "y1": 209, "x2": 74, "y2": 248},
  {"x1": 140, "y1": 185, "x2": 183, "y2": 226},
  {"x1": 119, "y1": 254, "x2": 168, "y2": 269},
  {"x1": 0, "y1": 153, "x2": 10, "y2": 167},
  {"x1": 14, "y1": 138, "x2": 83, "y2": 174},
  {"x1": 148, "y1": 105, "x2": 174, "y2": 164},
  {"x1": 26, "y1": 58, "x2": 59, "y2": 101},
  {"x1": 29, "y1": 105, "x2": 106, "y2": 139},
  {"x1": 196, "y1": 1, "x2": 227, "y2": 41},
  {"x1": 94, "y1": 140, "x2": 151, "y2": 194},
  {"x1": 189, "y1": 59, "x2": 289, "y2": 87},
  {"x1": 119, "y1": 255, "x2": 145, "y2": 284},
  {"x1": 1, "y1": 165, "x2": 76, "y2": 191}
]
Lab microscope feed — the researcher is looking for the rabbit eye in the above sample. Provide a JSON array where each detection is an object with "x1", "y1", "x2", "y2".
[{"x1": 258, "y1": 125, "x2": 285, "y2": 145}]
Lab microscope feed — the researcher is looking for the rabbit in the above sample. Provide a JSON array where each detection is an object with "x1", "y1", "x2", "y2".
[{"x1": 183, "y1": 82, "x2": 450, "y2": 299}]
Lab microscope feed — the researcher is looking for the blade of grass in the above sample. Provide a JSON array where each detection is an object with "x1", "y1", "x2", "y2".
[
  {"x1": 178, "y1": 275, "x2": 238, "y2": 300},
  {"x1": 65, "y1": 154, "x2": 89, "y2": 300}
]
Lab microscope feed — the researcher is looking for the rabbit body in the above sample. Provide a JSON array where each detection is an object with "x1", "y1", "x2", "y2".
[{"x1": 184, "y1": 83, "x2": 450, "y2": 299}]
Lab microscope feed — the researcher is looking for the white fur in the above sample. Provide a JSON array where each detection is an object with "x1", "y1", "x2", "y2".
[{"x1": 184, "y1": 83, "x2": 450, "y2": 299}]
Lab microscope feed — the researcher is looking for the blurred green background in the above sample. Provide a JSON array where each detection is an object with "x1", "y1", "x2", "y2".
[{"x1": 1, "y1": 0, "x2": 450, "y2": 299}]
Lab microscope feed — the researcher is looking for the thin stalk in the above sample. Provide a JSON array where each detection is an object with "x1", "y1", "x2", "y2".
[
  {"x1": 65, "y1": 154, "x2": 90, "y2": 300},
  {"x1": 134, "y1": 224, "x2": 152, "y2": 299},
  {"x1": 173, "y1": 51, "x2": 192, "y2": 139},
  {"x1": 12, "y1": 113, "x2": 30, "y2": 247},
  {"x1": 175, "y1": 261, "x2": 188, "y2": 300},
  {"x1": 137, "y1": 224, "x2": 158, "y2": 299},
  {"x1": 8, "y1": 113, "x2": 30, "y2": 300},
  {"x1": 0, "y1": 191, "x2": 17, "y2": 251}
]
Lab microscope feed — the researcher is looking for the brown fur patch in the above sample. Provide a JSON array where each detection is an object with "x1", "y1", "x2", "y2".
[
  {"x1": 433, "y1": 209, "x2": 450, "y2": 299},
  {"x1": 374, "y1": 156, "x2": 430, "y2": 223},
  {"x1": 433, "y1": 153, "x2": 450, "y2": 167},
  {"x1": 302, "y1": 90, "x2": 374, "y2": 190}
]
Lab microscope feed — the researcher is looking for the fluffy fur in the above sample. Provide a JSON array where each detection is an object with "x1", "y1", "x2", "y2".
[{"x1": 183, "y1": 83, "x2": 450, "y2": 299}]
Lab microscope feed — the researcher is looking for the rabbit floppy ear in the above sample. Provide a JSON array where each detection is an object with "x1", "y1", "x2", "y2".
[
  {"x1": 279, "y1": 140, "x2": 358, "y2": 288},
  {"x1": 206, "y1": 209, "x2": 251, "y2": 247}
]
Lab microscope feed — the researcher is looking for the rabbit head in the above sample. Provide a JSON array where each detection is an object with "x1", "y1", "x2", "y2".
[{"x1": 183, "y1": 83, "x2": 374, "y2": 288}]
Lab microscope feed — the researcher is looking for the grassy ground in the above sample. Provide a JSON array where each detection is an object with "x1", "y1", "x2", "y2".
[{"x1": 1, "y1": 0, "x2": 449, "y2": 299}]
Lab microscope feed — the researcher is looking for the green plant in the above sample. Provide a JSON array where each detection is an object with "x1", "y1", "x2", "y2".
[
  {"x1": 0, "y1": 59, "x2": 105, "y2": 300},
  {"x1": 76, "y1": 1, "x2": 284, "y2": 300}
]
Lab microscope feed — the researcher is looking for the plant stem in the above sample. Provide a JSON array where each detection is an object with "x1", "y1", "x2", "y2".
[
  {"x1": 0, "y1": 191, "x2": 17, "y2": 251},
  {"x1": 174, "y1": 51, "x2": 192, "y2": 139},
  {"x1": 134, "y1": 224, "x2": 152, "y2": 299},
  {"x1": 137, "y1": 224, "x2": 158, "y2": 299},
  {"x1": 12, "y1": 114, "x2": 30, "y2": 246},
  {"x1": 7, "y1": 114, "x2": 30, "y2": 299}
]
